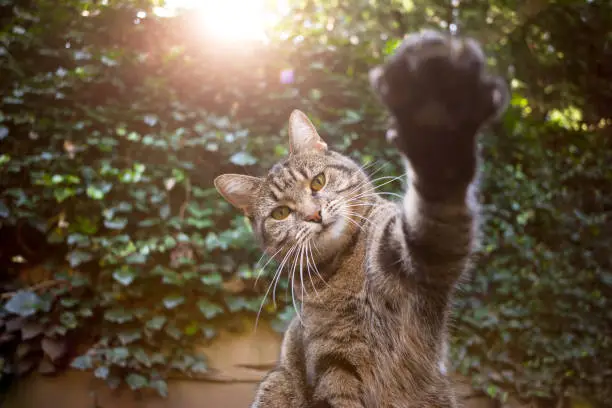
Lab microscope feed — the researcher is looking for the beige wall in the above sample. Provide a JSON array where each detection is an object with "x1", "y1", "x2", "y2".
[
  {"x1": 4, "y1": 323, "x2": 281, "y2": 408},
  {"x1": 2, "y1": 324, "x2": 577, "y2": 408}
]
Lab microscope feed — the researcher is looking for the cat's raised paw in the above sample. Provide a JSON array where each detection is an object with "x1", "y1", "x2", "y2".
[{"x1": 370, "y1": 30, "x2": 508, "y2": 132}]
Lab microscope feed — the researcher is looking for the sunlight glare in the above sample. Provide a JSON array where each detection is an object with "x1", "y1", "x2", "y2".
[{"x1": 155, "y1": 0, "x2": 284, "y2": 43}]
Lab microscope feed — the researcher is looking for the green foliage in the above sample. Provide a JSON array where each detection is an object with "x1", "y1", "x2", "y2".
[{"x1": 0, "y1": 0, "x2": 610, "y2": 405}]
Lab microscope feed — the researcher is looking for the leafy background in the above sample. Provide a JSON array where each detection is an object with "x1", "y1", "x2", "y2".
[{"x1": 0, "y1": 0, "x2": 610, "y2": 406}]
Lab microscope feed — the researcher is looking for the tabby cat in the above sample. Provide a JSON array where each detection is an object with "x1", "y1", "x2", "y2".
[{"x1": 214, "y1": 30, "x2": 508, "y2": 408}]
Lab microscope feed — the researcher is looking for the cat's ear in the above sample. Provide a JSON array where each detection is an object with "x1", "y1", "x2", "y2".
[
  {"x1": 214, "y1": 174, "x2": 263, "y2": 216},
  {"x1": 288, "y1": 110, "x2": 328, "y2": 154}
]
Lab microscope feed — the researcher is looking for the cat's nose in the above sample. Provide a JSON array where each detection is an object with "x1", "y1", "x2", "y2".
[{"x1": 304, "y1": 210, "x2": 322, "y2": 223}]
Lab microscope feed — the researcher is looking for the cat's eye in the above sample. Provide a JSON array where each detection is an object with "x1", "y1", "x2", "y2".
[
  {"x1": 310, "y1": 173, "x2": 326, "y2": 192},
  {"x1": 271, "y1": 206, "x2": 291, "y2": 220}
]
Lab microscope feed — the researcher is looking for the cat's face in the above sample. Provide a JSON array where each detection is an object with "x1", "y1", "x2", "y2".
[{"x1": 215, "y1": 110, "x2": 372, "y2": 265}]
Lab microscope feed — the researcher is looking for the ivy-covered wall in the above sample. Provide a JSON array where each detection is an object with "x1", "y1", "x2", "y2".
[{"x1": 0, "y1": 0, "x2": 610, "y2": 405}]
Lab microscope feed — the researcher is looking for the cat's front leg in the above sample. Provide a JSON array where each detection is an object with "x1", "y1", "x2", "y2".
[
  {"x1": 251, "y1": 367, "x2": 301, "y2": 408},
  {"x1": 368, "y1": 31, "x2": 509, "y2": 290}
]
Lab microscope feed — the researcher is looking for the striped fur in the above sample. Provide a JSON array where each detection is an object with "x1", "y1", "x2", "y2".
[{"x1": 214, "y1": 31, "x2": 508, "y2": 408}]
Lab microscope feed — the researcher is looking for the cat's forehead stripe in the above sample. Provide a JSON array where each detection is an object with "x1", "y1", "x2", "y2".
[
  {"x1": 269, "y1": 187, "x2": 281, "y2": 201},
  {"x1": 270, "y1": 178, "x2": 283, "y2": 192},
  {"x1": 326, "y1": 163, "x2": 352, "y2": 174},
  {"x1": 268, "y1": 161, "x2": 310, "y2": 191}
]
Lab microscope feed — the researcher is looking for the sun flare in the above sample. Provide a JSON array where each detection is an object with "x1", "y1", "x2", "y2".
[{"x1": 155, "y1": 0, "x2": 284, "y2": 43}]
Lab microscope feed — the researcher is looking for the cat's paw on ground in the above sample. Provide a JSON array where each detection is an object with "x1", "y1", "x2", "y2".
[{"x1": 370, "y1": 30, "x2": 508, "y2": 133}]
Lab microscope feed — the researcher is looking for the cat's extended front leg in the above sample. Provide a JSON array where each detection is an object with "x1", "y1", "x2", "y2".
[{"x1": 369, "y1": 30, "x2": 509, "y2": 290}]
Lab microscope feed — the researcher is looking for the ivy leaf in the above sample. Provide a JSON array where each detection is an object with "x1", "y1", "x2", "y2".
[
  {"x1": 78, "y1": 307, "x2": 93, "y2": 317},
  {"x1": 184, "y1": 321, "x2": 198, "y2": 336},
  {"x1": 38, "y1": 357, "x2": 57, "y2": 375},
  {"x1": 67, "y1": 250, "x2": 94, "y2": 267},
  {"x1": 0, "y1": 125, "x2": 8, "y2": 140},
  {"x1": 145, "y1": 316, "x2": 167, "y2": 331},
  {"x1": 17, "y1": 358, "x2": 36, "y2": 375},
  {"x1": 108, "y1": 347, "x2": 129, "y2": 365},
  {"x1": 164, "y1": 324, "x2": 182, "y2": 340},
  {"x1": 94, "y1": 365, "x2": 110, "y2": 379},
  {"x1": 118, "y1": 330, "x2": 142, "y2": 345},
  {"x1": 200, "y1": 271, "x2": 223, "y2": 286},
  {"x1": 151, "y1": 352, "x2": 166, "y2": 365},
  {"x1": 197, "y1": 299, "x2": 224, "y2": 319},
  {"x1": 60, "y1": 297, "x2": 79, "y2": 308},
  {"x1": 229, "y1": 152, "x2": 257, "y2": 166},
  {"x1": 125, "y1": 253, "x2": 147, "y2": 264},
  {"x1": 225, "y1": 296, "x2": 249, "y2": 312},
  {"x1": 5, "y1": 316, "x2": 25, "y2": 332},
  {"x1": 159, "y1": 204, "x2": 171, "y2": 219},
  {"x1": 0, "y1": 333, "x2": 16, "y2": 345},
  {"x1": 54, "y1": 188, "x2": 76, "y2": 203},
  {"x1": 0, "y1": 200, "x2": 9, "y2": 218},
  {"x1": 133, "y1": 348, "x2": 151, "y2": 367},
  {"x1": 171, "y1": 355, "x2": 195, "y2": 371},
  {"x1": 104, "y1": 308, "x2": 134, "y2": 323},
  {"x1": 126, "y1": 373, "x2": 148, "y2": 390},
  {"x1": 138, "y1": 218, "x2": 159, "y2": 227},
  {"x1": 21, "y1": 321, "x2": 45, "y2": 340},
  {"x1": 46, "y1": 324, "x2": 67, "y2": 337},
  {"x1": 162, "y1": 294, "x2": 184, "y2": 309},
  {"x1": 191, "y1": 360, "x2": 208, "y2": 374},
  {"x1": 4, "y1": 291, "x2": 42, "y2": 317},
  {"x1": 104, "y1": 218, "x2": 127, "y2": 230},
  {"x1": 201, "y1": 326, "x2": 216, "y2": 340},
  {"x1": 150, "y1": 379, "x2": 168, "y2": 397},
  {"x1": 16, "y1": 343, "x2": 33, "y2": 359},
  {"x1": 60, "y1": 311, "x2": 78, "y2": 329},
  {"x1": 113, "y1": 268, "x2": 136, "y2": 286},
  {"x1": 86, "y1": 185, "x2": 105, "y2": 200},
  {"x1": 143, "y1": 114, "x2": 158, "y2": 126},
  {"x1": 71, "y1": 355, "x2": 93, "y2": 370},
  {"x1": 42, "y1": 337, "x2": 67, "y2": 361}
]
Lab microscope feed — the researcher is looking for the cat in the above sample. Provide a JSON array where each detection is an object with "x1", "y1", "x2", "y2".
[{"x1": 214, "y1": 30, "x2": 508, "y2": 408}]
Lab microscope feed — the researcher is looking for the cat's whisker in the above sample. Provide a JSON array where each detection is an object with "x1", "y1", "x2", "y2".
[
  {"x1": 340, "y1": 170, "x2": 390, "y2": 197},
  {"x1": 289, "y1": 242, "x2": 303, "y2": 324},
  {"x1": 341, "y1": 181, "x2": 401, "y2": 210},
  {"x1": 343, "y1": 211, "x2": 373, "y2": 225},
  {"x1": 307, "y1": 240, "x2": 330, "y2": 292},
  {"x1": 345, "y1": 191, "x2": 403, "y2": 206},
  {"x1": 377, "y1": 192, "x2": 404, "y2": 199},
  {"x1": 342, "y1": 174, "x2": 399, "y2": 199},
  {"x1": 347, "y1": 173, "x2": 407, "y2": 202},
  {"x1": 355, "y1": 172, "x2": 407, "y2": 193},
  {"x1": 344, "y1": 193, "x2": 403, "y2": 209},
  {"x1": 273, "y1": 244, "x2": 299, "y2": 307},
  {"x1": 255, "y1": 243, "x2": 298, "y2": 330},
  {"x1": 254, "y1": 245, "x2": 286, "y2": 286},
  {"x1": 304, "y1": 240, "x2": 320, "y2": 297},
  {"x1": 342, "y1": 202, "x2": 379, "y2": 209},
  {"x1": 359, "y1": 160, "x2": 382, "y2": 174},
  {"x1": 340, "y1": 212, "x2": 366, "y2": 233},
  {"x1": 270, "y1": 245, "x2": 298, "y2": 301},
  {"x1": 299, "y1": 244, "x2": 307, "y2": 307},
  {"x1": 254, "y1": 247, "x2": 270, "y2": 269},
  {"x1": 362, "y1": 161, "x2": 390, "y2": 181}
]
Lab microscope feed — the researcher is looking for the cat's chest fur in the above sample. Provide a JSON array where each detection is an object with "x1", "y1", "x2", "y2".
[{"x1": 298, "y1": 205, "x2": 451, "y2": 407}]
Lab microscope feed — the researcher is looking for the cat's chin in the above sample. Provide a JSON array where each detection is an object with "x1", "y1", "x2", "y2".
[{"x1": 318, "y1": 216, "x2": 349, "y2": 241}]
